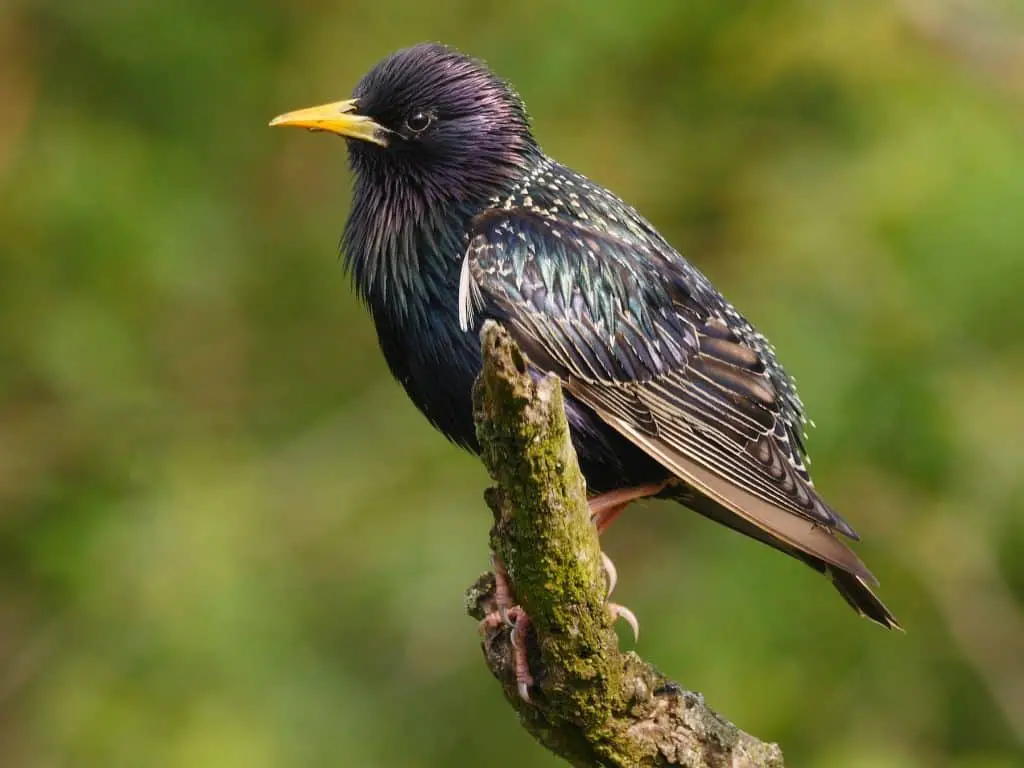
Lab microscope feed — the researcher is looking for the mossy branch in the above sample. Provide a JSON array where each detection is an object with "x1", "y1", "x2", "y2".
[{"x1": 465, "y1": 322, "x2": 785, "y2": 768}]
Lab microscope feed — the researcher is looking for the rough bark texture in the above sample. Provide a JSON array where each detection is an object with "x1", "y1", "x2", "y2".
[{"x1": 466, "y1": 322, "x2": 785, "y2": 768}]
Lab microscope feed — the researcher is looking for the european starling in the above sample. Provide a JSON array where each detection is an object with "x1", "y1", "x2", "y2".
[{"x1": 271, "y1": 43, "x2": 900, "y2": 692}]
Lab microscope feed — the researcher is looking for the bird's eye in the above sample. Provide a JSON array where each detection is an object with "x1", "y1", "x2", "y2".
[{"x1": 405, "y1": 111, "x2": 432, "y2": 133}]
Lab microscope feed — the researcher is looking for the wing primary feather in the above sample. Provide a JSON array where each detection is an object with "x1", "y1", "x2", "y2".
[{"x1": 577, "y1": 393, "x2": 878, "y2": 586}]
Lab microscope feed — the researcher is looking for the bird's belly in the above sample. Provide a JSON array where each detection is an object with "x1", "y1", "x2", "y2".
[{"x1": 383, "y1": 341, "x2": 482, "y2": 452}]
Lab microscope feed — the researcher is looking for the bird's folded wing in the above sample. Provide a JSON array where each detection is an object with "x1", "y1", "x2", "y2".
[{"x1": 460, "y1": 206, "x2": 874, "y2": 581}]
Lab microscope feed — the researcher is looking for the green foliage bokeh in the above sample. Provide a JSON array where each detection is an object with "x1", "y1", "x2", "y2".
[{"x1": 1, "y1": 1, "x2": 1023, "y2": 765}]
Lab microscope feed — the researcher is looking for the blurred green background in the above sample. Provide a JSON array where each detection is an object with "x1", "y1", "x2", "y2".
[{"x1": 2, "y1": 0, "x2": 1023, "y2": 765}]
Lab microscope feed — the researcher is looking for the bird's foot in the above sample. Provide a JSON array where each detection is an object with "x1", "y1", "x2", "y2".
[
  {"x1": 478, "y1": 552, "x2": 515, "y2": 630},
  {"x1": 587, "y1": 482, "x2": 676, "y2": 642},
  {"x1": 600, "y1": 550, "x2": 639, "y2": 642},
  {"x1": 479, "y1": 548, "x2": 639, "y2": 702},
  {"x1": 478, "y1": 553, "x2": 536, "y2": 702}
]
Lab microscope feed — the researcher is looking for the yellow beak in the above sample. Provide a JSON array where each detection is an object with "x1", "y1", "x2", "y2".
[{"x1": 268, "y1": 99, "x2": 388, "y2": 146}]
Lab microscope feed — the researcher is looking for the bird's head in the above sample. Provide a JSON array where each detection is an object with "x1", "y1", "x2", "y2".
[{"x1": 270, "y1": 43, "x2": 538, "y2": 205}]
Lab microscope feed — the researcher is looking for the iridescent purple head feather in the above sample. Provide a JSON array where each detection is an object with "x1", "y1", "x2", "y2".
[
  {"x1": 327, "y1": 43, "x2": 541, "y2": 311},
  {"x1": 347, "y1": 43, "x2": 536, "y2": 203}
]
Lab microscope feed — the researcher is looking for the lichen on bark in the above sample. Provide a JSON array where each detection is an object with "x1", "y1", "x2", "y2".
[{"x1": 466, "y1": 321, "x2": 785, "y2": 768}]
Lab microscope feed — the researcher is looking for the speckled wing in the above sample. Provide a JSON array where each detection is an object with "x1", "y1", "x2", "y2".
[{"x1": 459, "y1": 205, "x2": 881, "y2": 590}]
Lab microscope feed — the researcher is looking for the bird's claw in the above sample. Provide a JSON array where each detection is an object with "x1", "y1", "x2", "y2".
[
  {"x1": 601, "y1": 550, "x2": 618, "y2": 598},
  {"x1": 600, "y1": 550, "x2": 637, "y2": 640},
  {"x1": 507, "y1": 606, "x2": 534, "y2": 702},
  {"x1": 609, "y1": 602, "x2": 640, "y2": 643},
  {"x1": 479, "y1": 552, "x2": 535, "y2": 702},
  {"x1": 478, "y1": 555, "x2": 515, "y2": 634}
]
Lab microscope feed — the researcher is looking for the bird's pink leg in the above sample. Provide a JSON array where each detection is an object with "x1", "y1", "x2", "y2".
[
  {"x1": 506, "y1": 606, "x2": 534, "y2": 702},
  {"x1": 478, "y1": 552, "x2": 515, "y2": 631},
  {"x1": 589, "y1": 481, "x2": 670, "y2": 533},
  {"x1": 478, "y1": 553, "x2": 535, "y2": 701}
]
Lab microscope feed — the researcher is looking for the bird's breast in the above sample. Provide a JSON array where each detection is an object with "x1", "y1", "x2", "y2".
[
  {"x1": 343, "y1": 188, "x2": 488, "y2": 449},
  {"x1": 368, "y1": 263, "x2": 484, "y2": 453}
]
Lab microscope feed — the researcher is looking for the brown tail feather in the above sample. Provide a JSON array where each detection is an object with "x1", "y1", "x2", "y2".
[{"x1": 680, "y1": 487, "x2": 903, "y2": 630}]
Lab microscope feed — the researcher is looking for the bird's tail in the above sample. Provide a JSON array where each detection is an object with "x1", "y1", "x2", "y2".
[
  {"x1": 826, "y1": 566, "x2": 902, "y2": 630},
  {"x1": 667, "y1": 486, "x2": 903, "y2": 630},
  {"x1": 572, "y1": 398, "x2": 902, "y2": 630}
]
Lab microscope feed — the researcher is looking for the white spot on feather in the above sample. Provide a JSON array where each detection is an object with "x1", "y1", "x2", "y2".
[{"x1": 458, "y1": 250, "x2": 484, "y2": 332}]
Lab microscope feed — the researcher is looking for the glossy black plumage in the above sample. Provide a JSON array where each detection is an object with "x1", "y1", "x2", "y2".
[{"x1": 272, "y1": 43, "x2": 900, "y2": 629}]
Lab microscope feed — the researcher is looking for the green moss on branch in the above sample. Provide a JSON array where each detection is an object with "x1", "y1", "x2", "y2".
[{"x1": 467, "y1": 322, "x2": 785, "y2": 768}]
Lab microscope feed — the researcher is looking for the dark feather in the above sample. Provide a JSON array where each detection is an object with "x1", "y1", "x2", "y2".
[
  {"x1": 459, "y1": 184, "x2": 855, "y2": 536},
  {"x1": 458, "y1": 161, "x2": 900, "y2": 627}
]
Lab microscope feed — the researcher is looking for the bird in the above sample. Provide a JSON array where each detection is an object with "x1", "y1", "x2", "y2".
[{"x1": 270, "y1": 42, "x2": 900, "y2": 697}]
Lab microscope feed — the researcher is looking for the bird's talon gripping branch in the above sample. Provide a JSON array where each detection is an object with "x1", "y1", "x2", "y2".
[
  {"x1": 478, "y1": 552, "x2": 515, "y2": 633},
  {"x1": 491, "y1": 552, "x2": 514, "y2": 626},
  {"x1": 478, "y1": 553, "x2": 536, "y2": 701},
  {"x1": 507, "y1": 606, "x2": 534, "y2": 702},
  {"x1": 600, "y1": 550, "x2": 618, "y2": 598},
  {"x1": 609, "y1": 602, "x2": 640, "y2": 643},
  {"x1": 478, "y1": 609, "x2": 504, "y2": 636}
]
